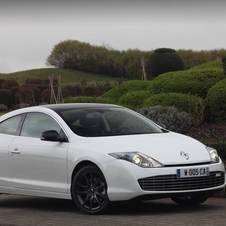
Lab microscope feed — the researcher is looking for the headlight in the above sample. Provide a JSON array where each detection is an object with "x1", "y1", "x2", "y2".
[
  {"x1": 207, "y1": 147, "x2": 220, "y2": 163},
  {"x1": 109, "y1": 152, "x2": 164, "y2": 168}
]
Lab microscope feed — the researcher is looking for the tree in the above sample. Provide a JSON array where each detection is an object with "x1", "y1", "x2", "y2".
[
  {"x1": 145, "y1": 48, "x2": 185, "y2": 79},
  {"x1": 222, "y1": 56, "x2": 226, "y2": 76}
]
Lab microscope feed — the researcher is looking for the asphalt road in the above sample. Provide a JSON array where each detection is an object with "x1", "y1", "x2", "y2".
[{"x1": 0, "y1": 194, "x2": 225, "y2": 226}]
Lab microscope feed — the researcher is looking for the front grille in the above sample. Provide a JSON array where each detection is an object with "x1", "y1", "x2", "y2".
[{"x1": 138, "y1": 171, "x2": 225, "y2": 191}]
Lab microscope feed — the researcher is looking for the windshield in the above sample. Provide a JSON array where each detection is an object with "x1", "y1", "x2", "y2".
[{"x1": 58, "y1": 107, "x2": 163, "y2": 137}]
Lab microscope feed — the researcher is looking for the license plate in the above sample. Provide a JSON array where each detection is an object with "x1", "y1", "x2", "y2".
[{"x1": 177, "y1": 167, "x2": 209, "y2": 178}]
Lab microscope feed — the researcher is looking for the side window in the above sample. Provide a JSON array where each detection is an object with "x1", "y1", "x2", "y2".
[
  {"x1": 21, "y1": 112, "x2": 61, "y2": 138},
  {"x1": 0, "y1": 114, "x2": 25, "y2": 135}
]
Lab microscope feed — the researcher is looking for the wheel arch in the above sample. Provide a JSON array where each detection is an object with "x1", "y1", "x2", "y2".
[{"x1": 70, "y1": 160, "x2": 98, "y2": 193}]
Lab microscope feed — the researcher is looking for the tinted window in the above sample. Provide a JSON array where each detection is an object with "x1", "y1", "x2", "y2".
[{"x1": 0, "y1": 114, "x2": 25, "y2": 135}]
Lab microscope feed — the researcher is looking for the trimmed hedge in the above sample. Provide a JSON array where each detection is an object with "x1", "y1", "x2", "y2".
[
  {"x1": 206, "y1": 78, "x2": 226, "y2": 122},
  {"x1": 145, "y1": 48, "x2": 185, "y2": 78},
  {"x1": 148, "y1": 69, "x2": 224, "y2": 98},
  {"x1": 144, "y1": 93, "x2": 203, "y2": 112},
  {"x1": 189, "y1": 59, "x2": 223, "y2": 70},
  {"x1": 102, "y1": 80, "x2": 152, "y2": 102},
  {"x1": 118, "y1": 91, "x2": 152, "y2": 110}
]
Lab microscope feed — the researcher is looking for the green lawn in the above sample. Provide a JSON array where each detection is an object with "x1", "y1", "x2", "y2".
[{"x1": 0, "y1": 68, "x2": 121, "y2": 86}]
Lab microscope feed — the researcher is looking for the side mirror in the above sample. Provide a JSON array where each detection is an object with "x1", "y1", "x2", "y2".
[{"x1": 41, "y1": 130, "x2": 68, "y2": 142}]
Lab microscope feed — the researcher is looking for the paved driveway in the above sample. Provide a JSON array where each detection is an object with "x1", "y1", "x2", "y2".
[{"x1": 0, "y1": 195, "x2": 225, "y2": 226}]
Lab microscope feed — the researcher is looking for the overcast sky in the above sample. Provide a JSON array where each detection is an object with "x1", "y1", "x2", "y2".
[{"x1": 0, "y1": 0, "x2": 226, "y2": 73}]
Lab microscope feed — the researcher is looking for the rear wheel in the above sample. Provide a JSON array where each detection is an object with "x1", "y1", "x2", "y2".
[
  {"x1": 71, "y1": 165, "x2": 111, "y2": 214},
  {"x1": 171, "y1": 195, "x2": 209, "y2": 205}
]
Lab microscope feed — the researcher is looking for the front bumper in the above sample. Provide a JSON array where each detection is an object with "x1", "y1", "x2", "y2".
[{"x1": 102, "y1": 159, "x2": 226, "y2": 201}]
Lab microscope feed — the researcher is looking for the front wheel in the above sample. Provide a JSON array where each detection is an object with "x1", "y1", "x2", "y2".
[
  {"x1": 171, "y1": 195, "x2": 209, "y2": 206},
  {"x1": 71, "y1": 165, "x2": 111, "y2": 214}
]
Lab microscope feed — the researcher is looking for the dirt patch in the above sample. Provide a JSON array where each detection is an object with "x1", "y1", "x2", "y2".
[{"x1": 187, "y1": 122, "x2": 226, "y2": 143}]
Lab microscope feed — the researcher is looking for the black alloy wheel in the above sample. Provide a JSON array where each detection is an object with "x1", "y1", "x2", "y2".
[{"x1": 72, "y1": 165, "x2": 111, "y2": 214}]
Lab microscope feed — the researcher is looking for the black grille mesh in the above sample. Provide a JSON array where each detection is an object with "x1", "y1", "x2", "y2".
[{"x1": 138, "y1": 171, "x2": 225, "y2": 191}]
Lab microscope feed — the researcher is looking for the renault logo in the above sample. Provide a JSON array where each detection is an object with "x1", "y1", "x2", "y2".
[{"x1": 180, "y1": 151, "x2": 189, "y2": 160}]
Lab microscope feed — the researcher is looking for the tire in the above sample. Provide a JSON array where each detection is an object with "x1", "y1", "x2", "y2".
[
  {"x1": 71, "y1": 165, "x2": 111, "y2": 214},
  {"x1": 171, "y1": 195, "x2": 209, "y2": 206}
]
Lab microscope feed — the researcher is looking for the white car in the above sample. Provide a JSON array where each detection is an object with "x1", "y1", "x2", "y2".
[{"x1": 0, "y1": 103, "x2": 225, "y2": 214}]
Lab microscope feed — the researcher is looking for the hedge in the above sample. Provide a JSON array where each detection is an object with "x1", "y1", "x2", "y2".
[
  {"x1": 206, "y1": 78, "x2": 226, "y2": 122},
  {"x1": 148, "y1": 69, "x2": 224, "y2": 98},
  {"x1": 102, "y1": 80, "x2": 152, "y2": 102},
  {"x1": 118, "y1": 91, "x2": 152, "y2": 110}
]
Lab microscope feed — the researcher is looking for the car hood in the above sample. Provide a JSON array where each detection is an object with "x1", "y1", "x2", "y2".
[{"x1": 85, "y1": 132, "x2": 211, "y2": 165}]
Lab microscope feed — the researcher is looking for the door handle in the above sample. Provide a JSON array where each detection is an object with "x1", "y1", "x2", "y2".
[{"x1": 11, "y1": 149, "x2": 21, "y2": 154}]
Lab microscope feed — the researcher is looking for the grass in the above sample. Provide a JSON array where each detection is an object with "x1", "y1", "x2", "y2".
[{"x1": 0, "y1": 68, "x2": 120, "y2": 86}]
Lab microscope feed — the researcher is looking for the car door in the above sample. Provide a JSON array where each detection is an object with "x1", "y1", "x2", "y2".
[
  {"x1": 8, "y1": 112, "x2": 69, "y2": 193},
  {"x1": 0, "y1": 114, "x2": 25, "y2": 188}
]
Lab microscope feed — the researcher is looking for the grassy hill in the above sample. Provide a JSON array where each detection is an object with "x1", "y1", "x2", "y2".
[{"x1": 0, "y1": 68, "x2": 120, "y2": 86}]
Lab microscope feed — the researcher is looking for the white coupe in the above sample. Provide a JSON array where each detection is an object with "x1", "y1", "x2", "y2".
[{"x1": 0, "y1": 103, "x2": 225, "y2": 214}]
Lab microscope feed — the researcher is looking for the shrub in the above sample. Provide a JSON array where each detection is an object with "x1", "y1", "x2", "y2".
[
  {"x1": 206, "y1": 78, "x2": 226, "y2": 122},
  {"x1": 41, "y1": 89, "x2": 52, "y2": 103},
  {"x1": 0, "y1": 104, "x2": 8, "y2": 111},
  {"x1": 138, "y1": 105, "x2": 192, "y2": 134},
  {"x1": 0, "y1": 89, "x2": 14, "y2": 107},
  {"x1": 118, "y1": 91, "x2": 151, "y2": 110},
  {"x1": 1, "y1": 78, "x2": 19, "y2": 89},
  {"x1": 64, "y1": 96, "x2": 96, "y2": 103},
  {"x1": 190, "y1": 59, "x2": 223, "y2": 70},
  {"x1": 95, "y1": 97, "x2": 115, "y2": 104},
  {"x1": 222, "y1": 56, "x2": 226, "y2": 76},
  {"x1": 145, "y1": 48, "x2": 185, "y2": 78},
  {"x1": 64, "y1": 85, "x2": 77, "y2": 96},
  {"x1": 0, "y1": 79, "x2": 6, "y2": 88},
  {"x1": 16, "y1": 87, "x2": 36, "y2": 105},
  {"x1": 102, "y1": 80, "x2": 152, "y2": 102},
  {"x1": 144, "y1": 93, "x2": 205, "y2": 126},
  {"x1": 25, "y1": 78, "x2": 44, "y2": 85},
  {"x1": 144, "y1": 92, "x2": 202, "y2": 112},
  {"x1": 148, "y1": 69, "x2": 224, "y2": 98}
]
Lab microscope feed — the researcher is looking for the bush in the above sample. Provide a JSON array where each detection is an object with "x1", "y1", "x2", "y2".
[
  {"x1": 25, "y1": 78, "x2": 45, "y2": 85},
  {"x1": 41, "y1": 89, "x2": 52, "y2": 103},
  {"x1": 222, "y1": 56, "x2": 226, "y2": 76},
  {"x1": 145, "y1": 48, "x2": 185, "y2": 78},
  {"x1": 64, "y1": 96, "x2": 96, "y2": 103},
  {"x1": 118, "y1": 91, "x2": 151, "y2": 110},
  {"x1": 0, "y1": 104, "x2": 8, "y2": 111},
  {"x1": 0, "y1": 79, "x2": 6, "y2": 88},
  {"x1": 144, "y1": 92, "x2": 202, "y2": 112},
  {"x1": 206, "y1": 78, "x2": 226, "y2": 122},
  {"x1": 138, "y1": 105, "x2": 192, "y2": 134},
  {"x1": 102, "y1": 80, "x2": 152, "y2": 102},
  {"x1": 190, "y1": 59, "x2": 223, "y2": 70},
  {"x1": 0, "y1": 89, "x2": 14, "y2": 107},
  {"x1": 16, "y1": 87, "x2": 36, "y2": 105},
  {"x1": 64, "y1": 96, "x2": 116, "y2": 104},
  {"x1": 144, "y1": 93, "x2": 205, "y2": 126},
  {"x1": 1, "y1": 78, "x2": 19, "y2": 89},
  {"x1": 148, "y1": 69, "x2": 224, "y2": 98}
]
